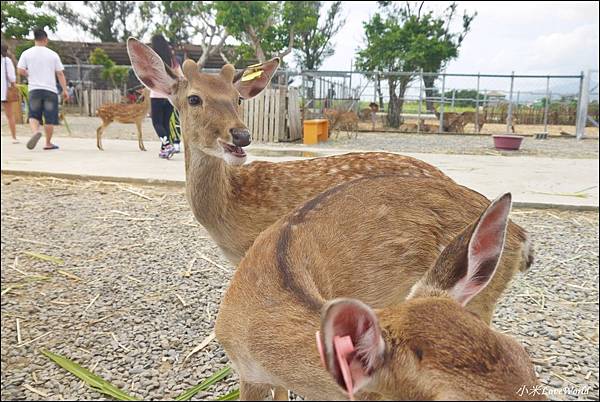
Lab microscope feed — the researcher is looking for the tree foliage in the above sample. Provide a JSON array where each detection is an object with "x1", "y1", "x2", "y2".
[
  {"x1": 294, "y1": 1, "x2": 345, "y2": 71},
  {"x1": 1, "y1": 1, "x2": 57, "y2": 39},
  {"x1": 356, "y1": 1, "x2": 475, "y2": 127},
  {"x1": 89, "y1": 48, "x2": 129, "y2": 89},
  {"x1": 140, "y1": 1, "x2": 228, "y2": 67},
  {"x1": 215, "y1": 1, "x2": 317, "y2": 64},
  {"x1": 47, "y1": 1, "x2": 149, "y2": 42}
]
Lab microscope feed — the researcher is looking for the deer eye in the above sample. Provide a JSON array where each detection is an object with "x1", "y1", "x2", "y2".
[
  {"x1": 238, "y1": 97, "x2": 243, "y2": 105},
  {"x1": 188, "y1": 95, "x2": 202, "y2": 106}
]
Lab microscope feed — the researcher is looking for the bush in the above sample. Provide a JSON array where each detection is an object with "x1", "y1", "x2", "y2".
[{"x1": 89, "y1": 48, "x2": 129, "y2": 89}]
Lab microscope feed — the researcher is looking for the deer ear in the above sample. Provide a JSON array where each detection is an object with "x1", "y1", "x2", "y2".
[
  {"x1": 234, "y1": 57, "x2": 280, "y2": 99},
  {"x1": 320, "y1": 299, "x2": 385, "y2": 398},
  {"x1": 409, "y1": 193, "x2": 512, "y2": 307},
  {"x1": 127, "y1": 37, "x2": 178, "y2": 99}
]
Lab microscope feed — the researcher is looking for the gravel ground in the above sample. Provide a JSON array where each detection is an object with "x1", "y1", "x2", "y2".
[
  {"x1": 1, "y1": 175, "x2": 598, "y2": 401},
  {"x1": 2, "y1": 114, "x2": 598, "y2": 159}
]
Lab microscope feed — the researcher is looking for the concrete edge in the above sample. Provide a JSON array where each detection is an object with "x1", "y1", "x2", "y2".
[{"x1": 3, "y1": 169, "x2": 598, "y2": 212}]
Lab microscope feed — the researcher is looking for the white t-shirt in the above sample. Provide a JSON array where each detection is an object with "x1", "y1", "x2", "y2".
[
  {"x1": 1, "y1": 56, "x2": 16, "y2": 101},
  {"x1": 17, "y1": 45, "x2": 64, "y2": 93}
]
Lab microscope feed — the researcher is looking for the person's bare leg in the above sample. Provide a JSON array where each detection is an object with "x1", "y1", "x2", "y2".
[
  {"x1": 4, "y1": 102, "x2": 17, "y2": 140},
  {"x1": 29, "y1": 117, "x2": 40, "y2": 134},
  {"x1": 44, "y1": 124, "x2": 54, "y2": 147}
]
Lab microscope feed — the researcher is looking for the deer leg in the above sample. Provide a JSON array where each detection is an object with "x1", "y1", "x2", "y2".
[
  {"x1": 272, "y1": 386, "x2": 289, "y2": 401},
  {"x1": 240, "y1": 380, "x2": 270, "y2": 401},
  {"x1": 96, "y1": 122, "x2": 110, "y2": 151},
  {"x1": 136, "y1": 120, "x2": 146, "y2": 151}
]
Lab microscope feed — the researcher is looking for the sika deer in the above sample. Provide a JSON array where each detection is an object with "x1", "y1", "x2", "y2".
[
  {"x1": 216, "y1": 180, "x2": 541, "y2": 400},
  {"x1": 127, "y1": 38, "x2": 453, "y2": 265},
  {"x1": 95, "y1": 88, "x2": 150, "y2": 151}
]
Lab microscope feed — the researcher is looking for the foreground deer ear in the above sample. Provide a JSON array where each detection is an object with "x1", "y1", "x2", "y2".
[
  {"x1": 234, "y1": 58, "x2": 280, "y2": 99},
  {"x1": 320, "y1": 299, "x2": 385, "y2": 398},
  {"x1": 410, "y1": 193, "x2": 512, "y2": 306},
  {"x1": 127, "y1": 37, "x2": 178, "y2": 99}
]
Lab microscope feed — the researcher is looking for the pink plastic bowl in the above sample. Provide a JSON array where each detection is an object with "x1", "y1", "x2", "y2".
[{"x1": 493, "y1": 135, "x2": 524, "y2": 150}]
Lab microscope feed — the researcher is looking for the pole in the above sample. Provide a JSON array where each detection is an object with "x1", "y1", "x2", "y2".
[
  {"x1": 543, "y1": 76, "x2": 550, "y2": 134},
  {"x1": 439, "y1": 73, "x2": 446, "y2": 133},
  {"x1": 417, "y1": 69, "x2": 423, "y2": 134},
  {"x1": 506, "y1": 71, "x2": 515, "y2": 133},
  {"x1": 575, "y1": 70, "x2": 589, "y2": 140},
  {"x1": 475, "y1": 73, "x2": 480, "y2": 133}
]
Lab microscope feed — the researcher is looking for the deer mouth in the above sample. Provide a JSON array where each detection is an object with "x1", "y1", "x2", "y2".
[{"x1": 220, "y1": 141, "x2": 247, "y2": 158}]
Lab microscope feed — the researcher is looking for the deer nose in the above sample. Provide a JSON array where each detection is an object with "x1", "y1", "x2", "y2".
[{"x1": 230, "y1": 128, "x2": 251, "y2": 147}]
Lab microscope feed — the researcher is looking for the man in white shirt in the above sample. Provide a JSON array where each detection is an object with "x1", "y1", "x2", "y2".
[{"x1": 17, "y1": 28, "x2": 69, "y2": 150}]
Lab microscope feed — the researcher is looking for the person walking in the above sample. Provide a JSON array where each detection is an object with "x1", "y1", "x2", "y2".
[
  {"x1": 17, "y1": 28, "x2": 69, "y2": 150},
  {"x1": 1, "y1": 44, "x2": 18, "y2": 143},
  {"x1": 150, "y1": 34, "x2": 181, "y2": 159}
]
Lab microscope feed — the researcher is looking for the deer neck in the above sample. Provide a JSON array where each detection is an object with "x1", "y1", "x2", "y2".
[{"x1": 183, "y1": 141, "x2": 234, "y2": 228}]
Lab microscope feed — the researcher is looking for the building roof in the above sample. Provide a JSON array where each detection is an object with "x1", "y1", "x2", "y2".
[{"x1": 5, "y1": 39, "x2": 248, "y2": 69}]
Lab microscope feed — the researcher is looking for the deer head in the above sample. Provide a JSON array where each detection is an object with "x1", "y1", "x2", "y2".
[
  {"x1": 127, "y1": 37, "x2": 280, "y2": 166},
  {"x1": 318, "y1": 194, "x2": 541, "y2": 400}
]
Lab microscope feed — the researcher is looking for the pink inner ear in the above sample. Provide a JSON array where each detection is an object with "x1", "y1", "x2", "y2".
[
  {"x1": 316, "y1": 332, "x2": 356, "y2": 399},
  {"x1": 334, "y1": 335, "x2": 356, "y2": 400}
]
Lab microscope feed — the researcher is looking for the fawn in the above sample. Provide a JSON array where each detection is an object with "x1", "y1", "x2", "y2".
[
  {"x1": 127, "y1": 38, "x2": 456, "y2": 265},
  {"x1": 324, "y1": 108, "x2": 360, "y2": 139},
  {"x1": 95, "y1": 88, "x2": 150, "y2": 151},
  {"x1": 216, "y1": 178, "x2": 541, "y2": 400}
]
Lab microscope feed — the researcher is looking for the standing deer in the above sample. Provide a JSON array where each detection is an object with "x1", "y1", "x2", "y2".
[
  {"x1": 126, "y1": 38, "x2": 455, "y2": 265},
  {"x1": 216, "y1": 179, "x2": 540, "y2": 400},
  {"x1": 95, "y1": 88, "x2": 150, "y2": 151}
]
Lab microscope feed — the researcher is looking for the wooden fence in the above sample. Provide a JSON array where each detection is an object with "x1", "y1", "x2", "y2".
[
  {"x1": 241, "y1": 87, "x2": 302, "y2": 142},
  {"x1": 82, "y1": 89, "x2": 122, "y2": 117}
]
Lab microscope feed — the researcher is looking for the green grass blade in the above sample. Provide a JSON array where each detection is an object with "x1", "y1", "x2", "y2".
[
  {"x1": 174, "y1": 366, "x2": 233, "y2": 401},
  {"x1": 217, "y1": 389, "x2": 240, "y2": 401},
  {"x1": 41, "y1": 349, "x2": 139, "y2": 401},
  {"x1": 23, "y1": 251, "x2": 64, "y2": 265}
]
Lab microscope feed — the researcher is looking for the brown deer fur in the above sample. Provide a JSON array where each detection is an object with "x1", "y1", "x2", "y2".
[
  {"x1": 216, "y1": 176, "x2": 540, "y2": 400},
  {"x1": 95, "y1": 88, "x2": 150, "y2": 151},
  {"x1": 127, "y1": 38, "x2": 457, "y2": 265}
]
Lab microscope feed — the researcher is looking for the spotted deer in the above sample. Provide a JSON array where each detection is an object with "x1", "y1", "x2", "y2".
[
  {"x1": 216, "y1": 178, "x2": 540, "y2": 400},
  {"x1": 127, "y1": 38, "x2": 456, "y2": 265},
  {"x1": 323, "y1": 108, "x2": 360, "y2": 139},
  {"x1": 95, "y1": 88, "x2": 150, "y2": 151}
]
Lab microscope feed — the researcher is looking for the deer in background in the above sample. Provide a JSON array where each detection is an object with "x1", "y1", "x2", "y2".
[
  {"x1": 216, "y1": 180, "x2": 540, "y2": 400},
  {"x1": 95, "y1": 88, "x2": 150, "y2": 151},
  {"x1": 323, "y1": 108, "x2": 359, "y2": 139},
  {"x1": 127, "y1": 38, "x2": 454, "y2": 265}
]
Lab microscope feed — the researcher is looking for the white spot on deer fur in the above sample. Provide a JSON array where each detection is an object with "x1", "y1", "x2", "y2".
[
  {"x1": 341, "y1": 165, "x2": 350, "y2": 170},
  {"x1": 329, "y1": 168, "x2": 339, "y2": 174}
]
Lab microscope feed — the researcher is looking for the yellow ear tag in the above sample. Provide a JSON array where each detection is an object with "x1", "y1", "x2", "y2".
[{"x1": 241, "y1": 70, "x2": 263, "y2": 82}]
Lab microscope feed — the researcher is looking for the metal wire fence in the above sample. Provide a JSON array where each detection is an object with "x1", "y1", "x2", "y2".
[{"x1": 294, "y1": 69, "x2": 599, "y2": 138}]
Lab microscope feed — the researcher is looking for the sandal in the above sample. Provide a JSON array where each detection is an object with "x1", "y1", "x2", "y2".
[
  {"x1": 26, "y1": 132, "x2": 42, "y2": 150},
  {"x1": 43, "y1": 144, "x2": 60, "y2": 150}
]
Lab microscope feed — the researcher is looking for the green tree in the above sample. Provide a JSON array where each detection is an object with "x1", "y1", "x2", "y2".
[
  {"x1": 1, "y1": 1, "x2": 57, "y2": 39},
  {"x1": 215, "y1": 1, "x2": 315, "y2": 64},
  {"x1": 294, "y1": 1, "x2": 345, "y2": 71},
  {"x1": 89, "y1": 48, "x2": 129, "y2": 90},
  {"x1": 356, "y1": 1, "x2": 475, "y2": 127},
  {"x1": 443, "y1": 89, "x2": 482, "y2": 107},
  {"x1": 140, "y1": 1, "x2": 228, "y2": 67},
  {"x1": 47, "y1": 1, "x2": 149, "y2": 42}
]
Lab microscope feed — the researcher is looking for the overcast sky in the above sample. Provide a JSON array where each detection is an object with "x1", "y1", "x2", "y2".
[
  {"x1": 321, "y1": 1, "x2": 599, "y2": 75},
  {"x1": 47, "y1": 1, "x2": 599, "y2": 76}
]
